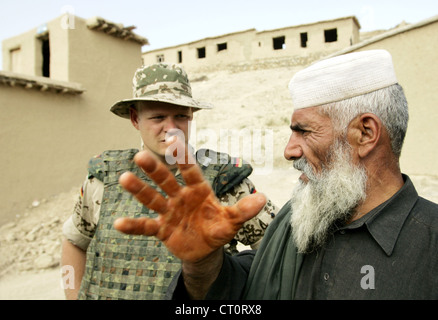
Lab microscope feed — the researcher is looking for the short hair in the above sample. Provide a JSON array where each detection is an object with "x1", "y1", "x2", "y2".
[{"x1": 319, "y1": 84, "x2": 409, "y2": 157}]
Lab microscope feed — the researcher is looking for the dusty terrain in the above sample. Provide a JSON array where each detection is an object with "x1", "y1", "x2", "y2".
[{"x1": 1, "y1": 65, "x2": 437, "y2": 300}]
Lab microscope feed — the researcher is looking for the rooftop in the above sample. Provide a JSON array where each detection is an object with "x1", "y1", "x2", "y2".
[
  {"x1": 86, "y1": 16, "x2": 149, "y2": 45},
  {"x1": 0, "y1": 71, "x2": 85, "y2": 94},
  {"x1": 327, "y1": 14, "x2": 438, "y2": 58}
]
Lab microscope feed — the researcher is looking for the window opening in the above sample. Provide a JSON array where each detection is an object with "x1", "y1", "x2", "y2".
[
  {"x1": 324, "y1": 28, "x2": 338, "y2": 43},
  {"x1": 41, "y1": 36, "x2": 50, "y2": 77},
  {"x1": 197, "y1": 47, "x2": 206, "y2": 59},
  {"x1": 178, "y1": 51, "x2": 182, "y2": 63},
  {"x1": 300, "y1": 32, "x2": 308, "y2": 48},
  {"x1": 217, "y1": 42, "x2": 227, "y2": 52},
  {"x1": 156, "y1": 54, "x2": 165, "y2": 62},
  {"x1": 273, "y1": 36, "x2": 285, "y2": 50},
  {"x1": 9, "y1": 48, "x2": 22, "y2": 73}
]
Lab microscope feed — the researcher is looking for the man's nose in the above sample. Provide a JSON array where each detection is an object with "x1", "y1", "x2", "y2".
[
  {"x1": 284, "y1": 133, "x2": 303, "y2": 161},
  {"x1": 163, "y1": 117, "x2": 177, "y2": 131}
]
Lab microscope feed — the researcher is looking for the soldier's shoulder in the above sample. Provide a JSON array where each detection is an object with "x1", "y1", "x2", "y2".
[{"x1": 87, "y1": 149, "x2": 139, "y2": 180}]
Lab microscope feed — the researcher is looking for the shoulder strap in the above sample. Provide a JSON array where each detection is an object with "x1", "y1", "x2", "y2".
[
  {"x1": 87, "y1": 149, "x2": 139, "y2": 182},
  {"x1": 196, "y1": 149, "x2": 253, "y2": 197}
]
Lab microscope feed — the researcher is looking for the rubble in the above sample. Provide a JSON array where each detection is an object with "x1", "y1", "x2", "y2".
[{"x1": 0, "y1": 187, "x2": 78, "y2": 278}]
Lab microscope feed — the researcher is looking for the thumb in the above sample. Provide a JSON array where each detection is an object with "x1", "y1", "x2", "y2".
[{"x1": 234, "y1": 193, "x2": 267, "y2": 223}]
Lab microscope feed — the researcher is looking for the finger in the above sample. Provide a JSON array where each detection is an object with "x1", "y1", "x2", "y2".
[
  {"x1": 134, "y1": 151, "x2": 181, "y2": 197},
  {"x1": 231, "y1": 193, "x2": 267, "y2": 223},
  {"x1": 166, "y1": 137, "x2": 205, "y2": 186},
  {"x1": 205, "y1": 194, "x2": 268, "y2": 250},
  {"x1": 119, "y1": 172, "x2": 168, "y2": 213},
  {"x1": 114, "y1": 217, "x2": 160, "y2": 236}
]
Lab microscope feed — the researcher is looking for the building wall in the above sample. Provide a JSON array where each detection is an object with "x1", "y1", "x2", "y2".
[
  {"x1": 142, "y1": 29, "x2": 257, "y2": 72},
  {"x1": 0, "y1": 15, "x2": 143, "y2": 225},
  {"x1": 254, "y1": 17, "x2": 358, "y2": 60},
  {"x1": 2, "y1": 28, "x2": 40, "y2": 76},
  {"x1": 336, "y1": 18, "x2": 438, "y2": 176},
  {"x1": 142, "y1": 17, "x2": 360, "y2": 73}
]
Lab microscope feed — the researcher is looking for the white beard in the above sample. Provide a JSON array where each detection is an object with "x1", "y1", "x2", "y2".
[{"x1": 290, "y1": 140, "x2": 367, "y2": 253}]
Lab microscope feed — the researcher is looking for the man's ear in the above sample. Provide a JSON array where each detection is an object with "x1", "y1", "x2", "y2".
[
  {"x1": 130, "y1": 107, "x2": 140, "y2": 130},
  {"x1": 348, "y1": 113, "x2": 382, "y2": 159}
]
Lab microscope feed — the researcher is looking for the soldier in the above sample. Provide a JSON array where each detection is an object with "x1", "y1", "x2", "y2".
[{"x1": 61, "y1": 63, "x2": 277, "y2": 300}]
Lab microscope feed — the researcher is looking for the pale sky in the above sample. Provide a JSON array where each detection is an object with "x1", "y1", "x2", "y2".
[{"x1": 1, "y1": 0, "x2": 437, "y2": 69}]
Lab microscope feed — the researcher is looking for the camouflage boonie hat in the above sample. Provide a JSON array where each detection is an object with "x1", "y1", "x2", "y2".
[{"x1": 110, "y1": 63, "x2": 213, "y2": 119}]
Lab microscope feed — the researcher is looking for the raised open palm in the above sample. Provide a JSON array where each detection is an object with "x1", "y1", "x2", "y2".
[{"x1": 114, "y1": 140, "x2": 267, "y2": 262}]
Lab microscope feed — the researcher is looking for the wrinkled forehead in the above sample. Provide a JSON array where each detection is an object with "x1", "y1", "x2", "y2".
[{"x1": 290, "y1": 106, "x2": 331, "y2": 126}]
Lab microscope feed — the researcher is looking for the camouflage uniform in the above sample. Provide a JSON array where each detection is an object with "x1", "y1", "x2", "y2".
[
  {"x1": 63, "y1": 148, "x2": 276, "y2": 299},
  {"x1": 62, "y1": 63, "x2": 277, "y2": 300}
]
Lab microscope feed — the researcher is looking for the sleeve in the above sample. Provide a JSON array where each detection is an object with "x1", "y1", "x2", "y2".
[
  {"x1": 218, "y1": 178, "x2": 278, "y2": 249},
  {"x1": 62, "y1": 176, "x2": 103, "y2": 251},
  {"x1": 167, "y1": 250, "x2": 256, "y2": 300}
]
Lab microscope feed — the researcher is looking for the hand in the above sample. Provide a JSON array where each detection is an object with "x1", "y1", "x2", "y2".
[{"x1": 114, "y1": 139, "x2": 267, "y2": 262}]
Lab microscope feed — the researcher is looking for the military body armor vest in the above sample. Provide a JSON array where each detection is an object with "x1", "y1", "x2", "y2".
[{"x1": 78, "y1": 149, "x2": 252, "y2": 300}]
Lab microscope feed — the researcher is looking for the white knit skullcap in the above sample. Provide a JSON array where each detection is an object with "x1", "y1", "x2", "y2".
[{"x1": 289, "y1": 50, "x2": 398, "y2": 110}]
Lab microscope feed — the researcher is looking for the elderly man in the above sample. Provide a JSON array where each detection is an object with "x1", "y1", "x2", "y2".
[
  {"x1": 114, "y1": 50, "x2": 438, "y2": 299},
  {"x1": 61, "y1": 63, "x2": 277, "y2": 300}
]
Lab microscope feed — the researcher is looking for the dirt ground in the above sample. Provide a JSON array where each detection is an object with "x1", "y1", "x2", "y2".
[{"x1": 1, "y1": 65, "x2": 437, "y2": 300}]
